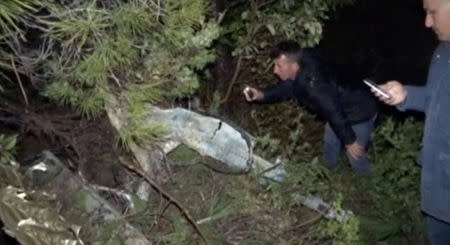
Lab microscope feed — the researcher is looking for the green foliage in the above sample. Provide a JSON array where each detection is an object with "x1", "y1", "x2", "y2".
[
  {"x1": 75, "y1": 37, "x2": 138, "y2": 87},
  {"x1": 122, "y1": 83, "x2": 167, "y2": 148},
  {"x1": 283, "y1": 157, "x2": 329, "y2": 194},
  {"x1": 105, "y1": 238, "x2": 121, "y2": 245},
  {"x1": 250, "y1": 103, "x2": 363, "y2": 243},
  {"x1": 0, "y1": 0, "x2": 43, "y2": 81},
  {"x1": 0, "y1": 0, "x2": 218, "y2": 123},
  {"x1": 0, "y1": 0, "x2": 41, "y2": 40},
  {"x1": 316, "y1": 216, "x2": 362, "y2": 245},
  {"x1": 252, "y1": 114, "x2": 423, "y2": 245},
  {"x1": 118, "y1": 122, "x2": 168, "y2": 150},
  {"x1": 203, "y1": 193, "x2": 237, "y2": 223},
  {"x1": 367, "y1": 117, "x2": 423, "y2": 242},
  {"x1": 112, "y1": 1, "x2": 158, "y2": 36},
  {"x1": 222, "y1": 0, "x2": 355, "y2": 58},
  {"x1": 76, "y1": 88, "x2": 106, "y2": 118},
  {"x1": 42, "y1": 81, "x2": 80, "y2": 107},
  {"x1": 253, "y1": 133, "x2": 281, "y2": 158},
  {"x1": 158, "y1": 214, "x2": 195, "y2": 245},
  {"x1": 315, "y1": 196, "x2": 363, "y2": 245},
  {"x1": 40, "y1": 1, "x2": 111, "y2": 50},
  {"x1": 0, "y1": 0, "x2": 220, "y2": 146},
  {"x1": 252, "y1": 105, "x2": 328, "y2": 196},
  {"x1": 0, "y1": 134, "x2": 17, "y2": 165},
  {"x1": 126, "y1": 84, "x2": 164, "y2": 117},
  {"x1": 95, "y1": 220, "x2": 123, "y2": 244},
  {"x1": 42, "y1": 81, "x2": 105, "y2": 118},
  {"x1": 164, "y1": 0, "x2": 207, "y2": 30}
]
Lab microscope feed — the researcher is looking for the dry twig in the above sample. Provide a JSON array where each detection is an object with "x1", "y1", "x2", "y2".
[
  {"x1": 10, "y1": 56, "x2": 29, "y2": 106},
  {"x1": 220, "y1": 55, "x2": 242, "y2": 104}
]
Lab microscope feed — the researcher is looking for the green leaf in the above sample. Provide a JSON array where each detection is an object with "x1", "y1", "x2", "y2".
[
  {"x1": 4, "y1": 135, "x2": 17, "y2": 150},
  {"x1": 266, "y1": 23, "x2": 276, "y2": 35}
]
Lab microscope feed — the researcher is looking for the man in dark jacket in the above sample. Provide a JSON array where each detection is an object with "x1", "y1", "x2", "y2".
[
  {"x1": 244, "y1": 40, "x2": 378, "y2": 174},
  {"x1": 371, "y1": 0, "x2": 450, "y2": 243}
]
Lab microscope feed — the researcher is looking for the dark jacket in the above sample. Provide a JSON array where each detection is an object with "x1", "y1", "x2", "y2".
[
  {"x1": 260, "y1": 48, "x2": 378, "y2": 145},
  {"x1": 398, "y1": 42, "x2": 450, "y2": 223}
]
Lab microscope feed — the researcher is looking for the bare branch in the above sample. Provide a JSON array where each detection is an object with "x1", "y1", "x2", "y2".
[
  {"x1": 10, "y1": 56, "x2": 29, "y2": 106},
  {"x1": 220, "y1": 55, "x2": 242, "y2": 104}
]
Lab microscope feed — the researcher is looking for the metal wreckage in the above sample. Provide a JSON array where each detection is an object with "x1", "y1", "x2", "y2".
[
  {"x1": 138, "y1": 106, "x2": 353, "y2": 221},
  {"x1": 0, "y1": 105, "x2": 352, "y2": 245}
]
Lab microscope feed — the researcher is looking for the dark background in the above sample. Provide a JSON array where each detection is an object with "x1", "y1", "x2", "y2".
[{"x1": 320, "y1": 0, "x2": 438, "y2": 86}]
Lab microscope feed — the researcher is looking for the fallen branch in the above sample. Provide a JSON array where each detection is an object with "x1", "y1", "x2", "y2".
[
  {"x1": 118, "y1": 156, "x2": 210, "y2": 245},
  {"x1": 282, "y1": 214, "x2": 322, "y2": 234}
]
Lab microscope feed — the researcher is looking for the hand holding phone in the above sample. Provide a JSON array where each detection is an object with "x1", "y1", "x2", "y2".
[
  {"x1": 243, "y1": 86, "x2": 261, "y2": 101},
  {"x1": 244, "y1": 87, "x2": 255, "y2": 99},
  {"x1": 363, "y1": 79, "x2": 391, "y2": 99}
]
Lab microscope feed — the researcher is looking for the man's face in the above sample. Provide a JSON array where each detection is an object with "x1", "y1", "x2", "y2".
[
  {"x1": 424, "y1": 0, "x2": 450, "y2": 41},
  {"x1": 273, "y1": 55, "x2": 300, "y2": 81}
]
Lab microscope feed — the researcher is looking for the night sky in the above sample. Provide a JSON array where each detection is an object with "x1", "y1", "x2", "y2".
[{"x1": 320, "y1": 0, "x2": 438, "y2": 86}]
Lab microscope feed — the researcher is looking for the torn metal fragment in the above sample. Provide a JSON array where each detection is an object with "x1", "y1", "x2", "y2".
[
  {"x1": 149, "y1": 107, "x2": 352, "y2": 221},
  {"x1": 146, "y1": 106, "x2": 253, "y2": 174}
]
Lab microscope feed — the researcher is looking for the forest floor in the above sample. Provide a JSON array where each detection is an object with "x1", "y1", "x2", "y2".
[{"x1": 3, "y1": 92, "x2": 427, "y2": 245}]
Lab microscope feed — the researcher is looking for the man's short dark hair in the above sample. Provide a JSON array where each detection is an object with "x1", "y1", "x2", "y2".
[{"x1": 269, "y1": 40, "x2": 302, "y2": 64}]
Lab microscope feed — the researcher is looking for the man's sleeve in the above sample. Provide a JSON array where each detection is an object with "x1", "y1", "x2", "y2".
[
  {"x1": 397, "y1": 85, "x2": 430, "y2": 112},
  {"x1": 259, "y1": 81, "x2": 293, "y2": 104}
]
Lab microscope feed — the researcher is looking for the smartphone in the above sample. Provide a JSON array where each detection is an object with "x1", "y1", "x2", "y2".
[
  {"x1": 363, "y1": 79, "x2": 391, "y2": 99},
  {"x1": 244, "y1": 87, "x2": 255, "y2": 100}
]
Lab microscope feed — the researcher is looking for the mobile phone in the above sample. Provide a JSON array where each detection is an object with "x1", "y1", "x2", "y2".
[
  {"x1": 244, "y1": 87, "x2": 255, "y2": 100},
  {"x1": 363, "y1": 79, "x2": 391, "y2": 99}
]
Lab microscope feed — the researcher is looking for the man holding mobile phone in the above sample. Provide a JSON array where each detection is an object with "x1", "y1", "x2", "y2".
[
  {"x1": 244, "y1": 40, "x2": 378, "y2": 175},
  {"x1": 370, "y1": 0, "x2": 450, "y2": 243}
]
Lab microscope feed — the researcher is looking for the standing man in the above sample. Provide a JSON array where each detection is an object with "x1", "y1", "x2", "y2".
[
  {"x1": 371, "y1": 0, "x2": 450, "y2": 244},
  {"x1": 244, "y1": 40, "x2": 378, "y2": 174}
]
